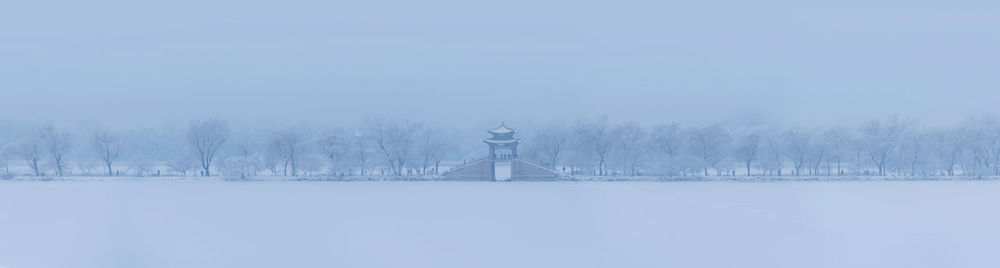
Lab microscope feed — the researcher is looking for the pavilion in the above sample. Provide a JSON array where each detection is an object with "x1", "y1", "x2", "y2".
[{"x1": 443, "y1": 122, "x2": 559, "y2": 181}]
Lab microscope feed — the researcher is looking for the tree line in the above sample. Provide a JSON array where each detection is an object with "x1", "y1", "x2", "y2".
[
  {"x1": 0, "y1": 118, "x2": 460, "y2": 179},
  {"x1": 1, "y1": 114, "x2": 999, "y2": 178},
  {"x1": 519, "y1": 114, "x2": 1000, "y2": 177}
]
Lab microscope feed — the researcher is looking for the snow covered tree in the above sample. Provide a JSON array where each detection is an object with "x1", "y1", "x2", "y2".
[
  {"x1": 806, "y1": 133, "x2": 827, "y2": 176},
  {"x1": 221, "y1": 141, "x2": 262, "y2": 180},
  {"x1": 187, "y1": 119, "x2": 229, "y2": 177},
  {"x1": 613, "y1": 122, "x2": 646, "y2": 176},
  {"x1": 529, "y1": 123, "x2": 569, "y2": 169},
  {"x1": 15, "y1": 136, "x2": 46, "y2": 176},
  {"x1": 758, "y1": 131, "x2": 785, "y2": 176},
  {"x1": 649, "y1": 123, "x2": 685, "y2": 175},
  {"x1": 860, "y1": 115, "x2": 912, "y2": 176},
  {"x1": 820, "y1": 127, "x2": 853, "y2": 176},
  {"x1": 0, "y1": 135, "x2": 12, "y2": 176},
  {"x1": 92, "y1": 129, "x2": 126, "y2": 176},
  {"x1": 964, "y1": 116, "x2": 1000, "y2": 176},
  {"x1": 268, "y1": 128, "x2": 308, "y2": 176},
  {"x1": 363, "y1": 118, "x2": 418, "y2": 176},
  {"x1": 39, "y1": 125, "x2": 72, "y2": 176},
  {"x1": 415, "y1": 126, "x2": 452, "y2": 175},
  {"x1": 735, "y1": 131, "x2": 761, "y2": 176},
  {"x1": 575, "y1": 115, "x2": 614, "y2": 176},
  {"x1": 687, "y1": 125, "x2": 731, "y2": 176},
  {"x1": 320, "y1": 128, "x2": 355, "y2": 176},
  {"x1": 928, "y1": 127, "x2": 964, "y2": 176},
  {"x1": 781, "y1": 128, "x2": 811, "y2": 176}
]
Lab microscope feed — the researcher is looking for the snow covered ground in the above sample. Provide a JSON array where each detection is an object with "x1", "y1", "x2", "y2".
[{"x1": 0, "y1": 181, "x2": 998, "y2": 268}]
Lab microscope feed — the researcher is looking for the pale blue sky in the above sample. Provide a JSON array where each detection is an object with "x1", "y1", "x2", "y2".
[{"x1": 2, "y1": 0, "x2": 998, "y2": 127}]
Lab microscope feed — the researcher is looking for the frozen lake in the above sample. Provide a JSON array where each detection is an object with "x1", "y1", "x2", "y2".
[{"x1": 0, "y1": 181, "x2": 998, "y2": 268}]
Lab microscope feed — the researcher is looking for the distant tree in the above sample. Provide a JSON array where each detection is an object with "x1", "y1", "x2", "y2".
[
  {"x1": 414, "y1": 126, "x2": 452, "y2": 175},
  {"x1": 964, "y1": 116, "x2": 1000, "y2": 176},
  {"x1": 296, "y1": 154, "x2": 324, "y2": 176},
  {"x1": 187, "y1": 119, "x2": 229, "y2": 177},
  {"x1": 688, "y1": 125, "x2": 731, "y2": 176},
  {"x1": 15, "y1": 137, "x2": 46, "y2": 176},
  {"x1": 820, "y1": 128, "x2": 852, "y2": 176},
  {"x1": 0, "y1": 139, "x2": 11, "y2": 176},
  {"x1": 562, "y1": 133, "x2": 592, "y2": 176},
  {"x1": 807, "y1": 132, "x2": 827, "y2": 176},
  {"x1": 860, "y1": 115, "x2": 912, "y2": 176},
  {"x1": 613, "y1": 122, "x2": 645, "y2": 176},
  {"x1": 363, "y1": 118, "x2": 418, "y2": 176},
  {"x1": 531, "y1": 123, "x2": 569, "y2": 169},
  {"x1": 758, "y1": 131, "x2": 784, "y2": 176},
  {"x1": 781, "y1": 128, "x2": 811, "y2": 176},
  {"x1": 76, "y1": 160, "x2": 97, "y2": 176},
  {"x1": 430, "y1": 131, "x2": 456, "y2": 175},
  {"x1": 735, "y1": 131, "x2": 761, "y2": 176},
  {"x1": 320, "y1": 128, "x2": 355, "y2": 176},
  {"x1": 39, "y1": 126, "x2": 72, "y2": 176},
  {"x1": 649, "y1": 123, "x2": 685, "y2": 175},
  {"x1": 355, "y1": 132, "x2": 373, "y2": 176},
  {"x1": 92, "y1": 129, "x2": 127, "y2": 176},
  {"x1": 222, "y1": 141, "x2": 261, "y2": 180},
  {"x1": 129, "y1": 155, "x2": 153, "y2": 177},
  {"x1": 576, "y1": 115, "x2": 614, "y2": 176},
  {"x1": 898, "y1": 131, "x2": 932, "y2": 176},
  {"x1": 268, "y1": 128, "x2": 307, "y2": 176},
  {"x1": 674, "y1": 153, "x2": 703, "y2": 176},
  {"x1": 928, "y1": 127, "x2": 964, "y2": 176}
]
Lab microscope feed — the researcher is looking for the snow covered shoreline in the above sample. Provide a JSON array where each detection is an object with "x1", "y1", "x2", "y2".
[{"x1": 2, "y1": 175, "x2": 999, "y2": 183}]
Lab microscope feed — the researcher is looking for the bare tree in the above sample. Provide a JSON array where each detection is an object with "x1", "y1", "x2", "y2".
[
  {"x1": 735, "y1": 131, "x2": 761, "y2": 176},
  {"x1": 781, "y1": 128, "x2": 811, "y2": 176},
  {"x1": 222, "y1": 141, "x2": 261, "y2": 180},
  {"x1": 187, "y1": 119, "x2": 229, "y2": 177},
  {"x1": 758, "y1": 131, "x2": 784, "y2": 176},
  {"x1": 423, "y1": 128, "x2": 455, "y2": 175},
  {"x1": 0, "y1": 148, "x2": 10, "y2": 176},
  {"x1": 40, "y1": 126, "x2": 72, "y2": 176},
  {"x1": 964, "y1": 116, "x2": 1000, "y2": 176},
  {"x1": 576, "y1": 115, "x2": 614, "y2": 176},
  {"x1": 688, "y1": 125, "x2": 731, "y2": 176},
  {"x1": 92, "y1": 129, "x2": 126, "y2": 176},
  {"x1": 268, "y1": 128, "x2": 307, "y2": 176},
  {"x1": 860, "y1": 115, "x2": 912, "y2": 176},
  {"x1": 129, "y1": 155, "x2": 153, "y2": 177},
  {"x1": 649, "y1": 123, "x2": 685, "y2": 175},
  {"x1": 355, "y1": 132, "x2": 373, "y2": 176},
  {"x1": 363, "y1": 118, "x2": 417, "y2": 176},
  {"x1": 928, "y1": 127, "x2": 964, "y2": 176},
  {"x1": 820, "y1": 128, "x2": 852, "y2": 176},
  {"x1": 899, "y1": 131, "x2": 931, "y2": 176},
  {"x1": 15, "y1": 137, "x2": 46, "y2": 176},
  {"x1": 531, "y1": 123, "x2": 569, "y2": 169},
  {"x1": 613, "y1": 122, "x2": 645, "y2": 176},
  {"x1": 415, "y1": 126, "x2": 449, "y2": 175},
  {"x1": 807, "y1": 133, "x2": 827, "y2": 176},
  {"x1": 0, "y1": 137, "x2": 12, "y2": 176},
  {"x1": 76, "y1": 161, "x2": 97, "y2": 176},
  {"x1": 320, "y1": 128, "x2": 355, "y2": 176}
]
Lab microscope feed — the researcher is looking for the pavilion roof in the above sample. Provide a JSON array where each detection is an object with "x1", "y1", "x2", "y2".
[
  {"x1": 488, "y1": 122, "x2": 516, "y2": 135},
  {"x1": 484, "y1": 139, "x2": 521, "y2": 145}
]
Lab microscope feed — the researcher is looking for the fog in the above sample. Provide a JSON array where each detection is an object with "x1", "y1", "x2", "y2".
[{"x1": 3, "y1": 0, "x2": 1000, "y2": 128}]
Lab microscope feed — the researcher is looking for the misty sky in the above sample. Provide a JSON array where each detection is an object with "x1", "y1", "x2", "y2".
[{"x1": 2, "y1": 0, "x2": 999, "y2": 128}]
